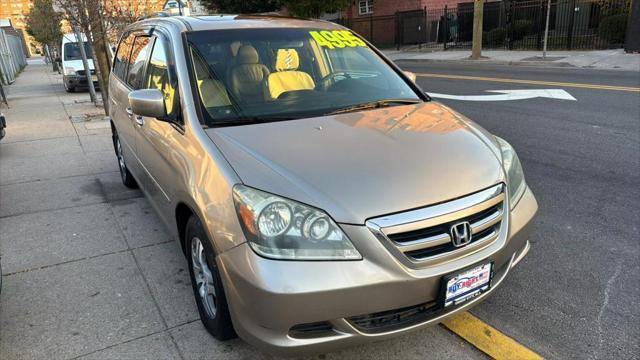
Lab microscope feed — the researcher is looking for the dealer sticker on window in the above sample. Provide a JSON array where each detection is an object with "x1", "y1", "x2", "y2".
[
  {"x1": 442, "y1": 263, "x2": 493, "y2": 307},
  {"x1": 309, "y1": 30, "x2": 367, "y2": 49}
]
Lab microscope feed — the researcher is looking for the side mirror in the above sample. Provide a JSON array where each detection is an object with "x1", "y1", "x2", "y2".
[
  {"x1": 128, "y1": 89, "x2": 167, "y2": 119},
  {"x1": 403, "y1": 71, "x2": 417, "y2": 83}
]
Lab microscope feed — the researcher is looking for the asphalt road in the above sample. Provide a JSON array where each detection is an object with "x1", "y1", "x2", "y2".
[{"x1": 398, "y1": 61, "x2": 640, "y2": 359}]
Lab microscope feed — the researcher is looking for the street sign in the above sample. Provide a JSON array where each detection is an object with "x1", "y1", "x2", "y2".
[{"x1": 427, "y1": 89, "x2": 576, "y2": 101}]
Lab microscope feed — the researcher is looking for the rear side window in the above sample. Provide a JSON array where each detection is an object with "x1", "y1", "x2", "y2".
[
  {"x1": 127, "y1": 36, "x2": 153, "y2": 89},
  {"x1": 113, "y1": 33, "x2": 134, "y2": 80}
]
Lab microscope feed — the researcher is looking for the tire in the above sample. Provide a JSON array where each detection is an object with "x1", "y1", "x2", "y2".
[
  {"x1": 185, "y1": 216, "x2": 236, "y2": 340},
  {"x1": 64, "y1": 80, "x2": 74, "y2": 93},
  {"x1": 112, "y1": 129, "x2": 138, "y2": 189}
]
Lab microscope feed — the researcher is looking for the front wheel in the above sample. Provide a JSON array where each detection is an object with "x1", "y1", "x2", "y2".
[
  {"x1": 186, "y1": 216, "x2": 236, "y2": 340},
  {"x1": 63, "y1": 79, "x2": 74, "y2": 93}
]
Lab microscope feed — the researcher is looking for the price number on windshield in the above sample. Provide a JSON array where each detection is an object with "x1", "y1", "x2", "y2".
[{"x1": 310, "y1": 30, "x2": 367, "y2": 49}]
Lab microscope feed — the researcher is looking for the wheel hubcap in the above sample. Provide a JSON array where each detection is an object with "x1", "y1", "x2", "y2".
[
  {"x1": 116, "y1": 138, "x2": 126, "y2": 178},
  {"x1": 191, "y1": 237, "x2": 217, "y2": 318}
]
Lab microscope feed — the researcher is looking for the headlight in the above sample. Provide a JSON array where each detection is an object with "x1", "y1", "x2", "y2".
[
  {"x1": 233, "y1": 185, "x2": 361, "y2": 260},
  {"x1": 64, "y1": 67, "x2": 77, "y2": 76},
  {"x1": 496, "y1": 137, "x2": 526, "y2": 208}
]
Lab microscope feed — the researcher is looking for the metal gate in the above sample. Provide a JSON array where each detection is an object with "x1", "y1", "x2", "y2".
[{"x1": 398, "y1": 10, "x2": 426, "y2": 45}]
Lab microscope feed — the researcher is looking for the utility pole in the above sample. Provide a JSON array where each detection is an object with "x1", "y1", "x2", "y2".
[
  {"x1": 471, "y1": 0, "x2": 484, "y2": 59},
  {"x1": 542, "y1": 0, "x2": 552, "y2": 58},
  {"x1": 72, "y1": 25, "x2": 97, "y2": 104}
]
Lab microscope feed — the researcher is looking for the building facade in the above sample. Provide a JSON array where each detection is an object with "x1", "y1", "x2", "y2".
[
  {"x1": 346, "y1": 0, "x2": 462, "y2": 18},
  {"x1": 0, "y1": 0, "x2": 37, "y2": 55}
]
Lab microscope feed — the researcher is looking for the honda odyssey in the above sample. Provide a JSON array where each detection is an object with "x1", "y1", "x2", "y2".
[{"x1": 108, "y1": 14, "x2": 537, "y2": 355}]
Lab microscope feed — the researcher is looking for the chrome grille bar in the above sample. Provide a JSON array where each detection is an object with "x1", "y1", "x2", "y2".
[{"x1": 366, "y1": 184, "x2": 505, "y2": 263}]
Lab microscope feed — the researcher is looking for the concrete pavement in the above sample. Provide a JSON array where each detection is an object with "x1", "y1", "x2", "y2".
[
  {"x1": 0, "y1": 61, "x2": 486, "y2": 359},
  {"x1": 383, "y1": 48, "x2": 640, "y2": 71}
]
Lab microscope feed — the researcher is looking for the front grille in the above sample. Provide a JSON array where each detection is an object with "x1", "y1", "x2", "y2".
[
  {"x1": 367, "y1": 184, "x2": 505, "y2": 263},
  {"x1": 405, "y1": 226, "x2": 497, "y2": 259},
  {"x1": 288, "y1": 321, "x2": 334, "y2": 339},
  {"x1": 348, "y1": 302, "x2": 439, "y2": 333},
  {"x1": 76, "y1": 70, "x2": 95, "y2": 76}
]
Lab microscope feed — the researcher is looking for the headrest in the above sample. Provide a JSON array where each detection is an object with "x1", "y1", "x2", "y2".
[
  {"x1": 230, "y1": 41, "x2": 242, "y2": 56},
  {"x1": 236, "y1": 45, "x2": 259, "y2": 64},
  {"x1": 275, "y1": 49, "x2": 300, "y2": 71}
]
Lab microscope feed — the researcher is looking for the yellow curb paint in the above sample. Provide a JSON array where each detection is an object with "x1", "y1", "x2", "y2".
[
  {"x1": 415, "y1": 73, "x2": 640, "y2": 93},
  {"x1": 441, "y1": 311, "x2": 544, "y2": 360}
]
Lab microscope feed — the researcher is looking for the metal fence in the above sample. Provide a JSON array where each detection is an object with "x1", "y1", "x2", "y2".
[
  {"x1": 339, "y1": 0, "x2": 631, "y2": 50},
  {"x1": 0, "y1": 28, "x2": 27, "y2": 85}
]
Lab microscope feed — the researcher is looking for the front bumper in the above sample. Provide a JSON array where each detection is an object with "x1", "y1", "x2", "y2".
[
  {"x1": 63, "y1": 74, "x2": 99, "y2": 89},
  {"x1": 217, "y1": 186, "x2": 538, "y2": 355}
]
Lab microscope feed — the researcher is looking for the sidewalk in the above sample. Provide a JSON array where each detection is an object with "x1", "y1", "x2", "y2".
[
  {"x1": 0, "y1": 61, "x2": 246, "y2": 359},
  {"x1": 382, "y1": 48, "x2": 640, "y2": 71}
]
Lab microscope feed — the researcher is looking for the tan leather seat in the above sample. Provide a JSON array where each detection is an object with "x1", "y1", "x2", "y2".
[
  {"x1": 228, "y1": 45, "x2": 270, "y2": 101},
  {"x1": 193, "y1": 56, "x2": 231, "y2": 108},
  {"x1": 266, "y1": 49, "x2": 315, "y2": 100}
]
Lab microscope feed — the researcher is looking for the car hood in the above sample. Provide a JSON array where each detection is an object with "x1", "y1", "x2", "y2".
[
  {"x1": 63, "y1": 59, "x2": 94, "y2": 71},
  {"x1": 206, "y1": 102, "x2": 504, "y2": 224}
]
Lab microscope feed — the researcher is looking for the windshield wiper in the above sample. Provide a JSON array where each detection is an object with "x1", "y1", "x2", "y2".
[
  {"x1": 212, "y1": 115, "x2": 297, "y2": 127},
  {"x1": 326, "y1": 99, "x2": 423, "y2": 115}
]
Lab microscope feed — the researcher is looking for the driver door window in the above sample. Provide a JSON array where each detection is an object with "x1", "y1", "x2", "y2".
[{"x1": 144, "y1": 38, "x2": 177, "y2": 117}]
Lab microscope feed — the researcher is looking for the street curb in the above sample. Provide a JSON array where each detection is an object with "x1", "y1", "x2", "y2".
[{"x1": 391, "y1": 57, "x2": 576, "y2": 69}]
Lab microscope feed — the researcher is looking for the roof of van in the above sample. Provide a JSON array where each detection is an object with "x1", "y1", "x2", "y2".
[
  {"x1": 62, "y1": 33, "x2": 87, "y2": 43},
  {"x1": 139, "y1": 14, "x2": 342, "y2": 32}
]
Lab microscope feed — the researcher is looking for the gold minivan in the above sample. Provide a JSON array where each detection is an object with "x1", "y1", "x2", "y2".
[{"x1": 108, "y1": 15, "x2": 537, "y2": 355}]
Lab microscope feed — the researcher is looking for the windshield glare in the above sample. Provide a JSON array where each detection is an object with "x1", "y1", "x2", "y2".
[
  {"x1": 64, "y1": 42, "x2": 93, "y2": 61},
  {"x1": 186, "y1": 28, "x2": 421, "y2": 125}
]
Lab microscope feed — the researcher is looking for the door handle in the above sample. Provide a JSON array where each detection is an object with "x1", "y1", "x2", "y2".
[
  {"x1": 134, "y1": 116, "x2": 144, "y2": 127},
  {"x1": 126, "y1": 107, "x2": 133, "y2": 118}
]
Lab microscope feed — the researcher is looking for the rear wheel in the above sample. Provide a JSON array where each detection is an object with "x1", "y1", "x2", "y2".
[
  {"x1": 112, "y1": 129, "x2": 137, "y2": 189},
  {"x1": 185, "y1": 216, "x2": 236, "y2": 340}
]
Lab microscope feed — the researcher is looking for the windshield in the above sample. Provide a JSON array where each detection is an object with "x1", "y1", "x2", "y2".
[
  {"x1": 186, "y1": 28, "x2": 422, "y2": 126},
  {"x1": 64, "y1": 42, "x2": 93, "y2": 61}
]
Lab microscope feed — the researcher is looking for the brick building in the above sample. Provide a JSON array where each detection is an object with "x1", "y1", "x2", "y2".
[
  {"x1": 345, "y1": 0, "x2": 462, "y2": 18},
  {"x1": 342, "y1": 0, "x2": 496, "y2": 48},
  {"x1": 0, "y1": 0, "x2": 37, "y2": 55}
]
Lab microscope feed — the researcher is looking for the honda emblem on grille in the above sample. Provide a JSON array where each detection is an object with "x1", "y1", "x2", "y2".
[{"x1": 450, "y1": 221, "x2": 473, "y2": 248}]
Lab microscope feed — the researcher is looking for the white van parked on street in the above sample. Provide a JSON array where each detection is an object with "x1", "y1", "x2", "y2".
[{"x1": 61, "y1": 33, "x2": 98, "y2": 92}]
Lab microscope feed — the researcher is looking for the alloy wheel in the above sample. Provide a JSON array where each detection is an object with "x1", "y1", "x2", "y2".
[
  {"x1": 115, "y1": 137, "x2": 126, "y2": 180},
  {"x1": 191, "y1": 236, "x2": 217, "y2": 318}
]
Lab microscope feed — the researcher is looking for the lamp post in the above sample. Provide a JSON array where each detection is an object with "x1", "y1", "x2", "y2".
[{"x1": 542, "y1": 0, "x2": 552, "y2": 58}]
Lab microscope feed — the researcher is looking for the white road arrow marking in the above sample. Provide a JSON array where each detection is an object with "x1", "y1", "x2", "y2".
[{"x1": 426, "y1": 89, "x2": 576, "y2": 101}]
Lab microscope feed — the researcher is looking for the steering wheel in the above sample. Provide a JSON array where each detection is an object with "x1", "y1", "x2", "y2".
[{"x1": 319, "y1": 72, "x2": 352, "y2": 90}]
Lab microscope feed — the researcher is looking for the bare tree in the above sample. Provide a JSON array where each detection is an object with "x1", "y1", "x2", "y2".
[
  {"x1": 54, "y1": 0, "x2": 102, "y2": 108},
  {"x1": 53, "y1": 0, "x2": 160, "y2": 114},
  {"x1": 26, "y1": 0, "x2": 63, "y2": 70},
  {"x1": 103, "y1": 0, "x2": 152, "y2": 44}
]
